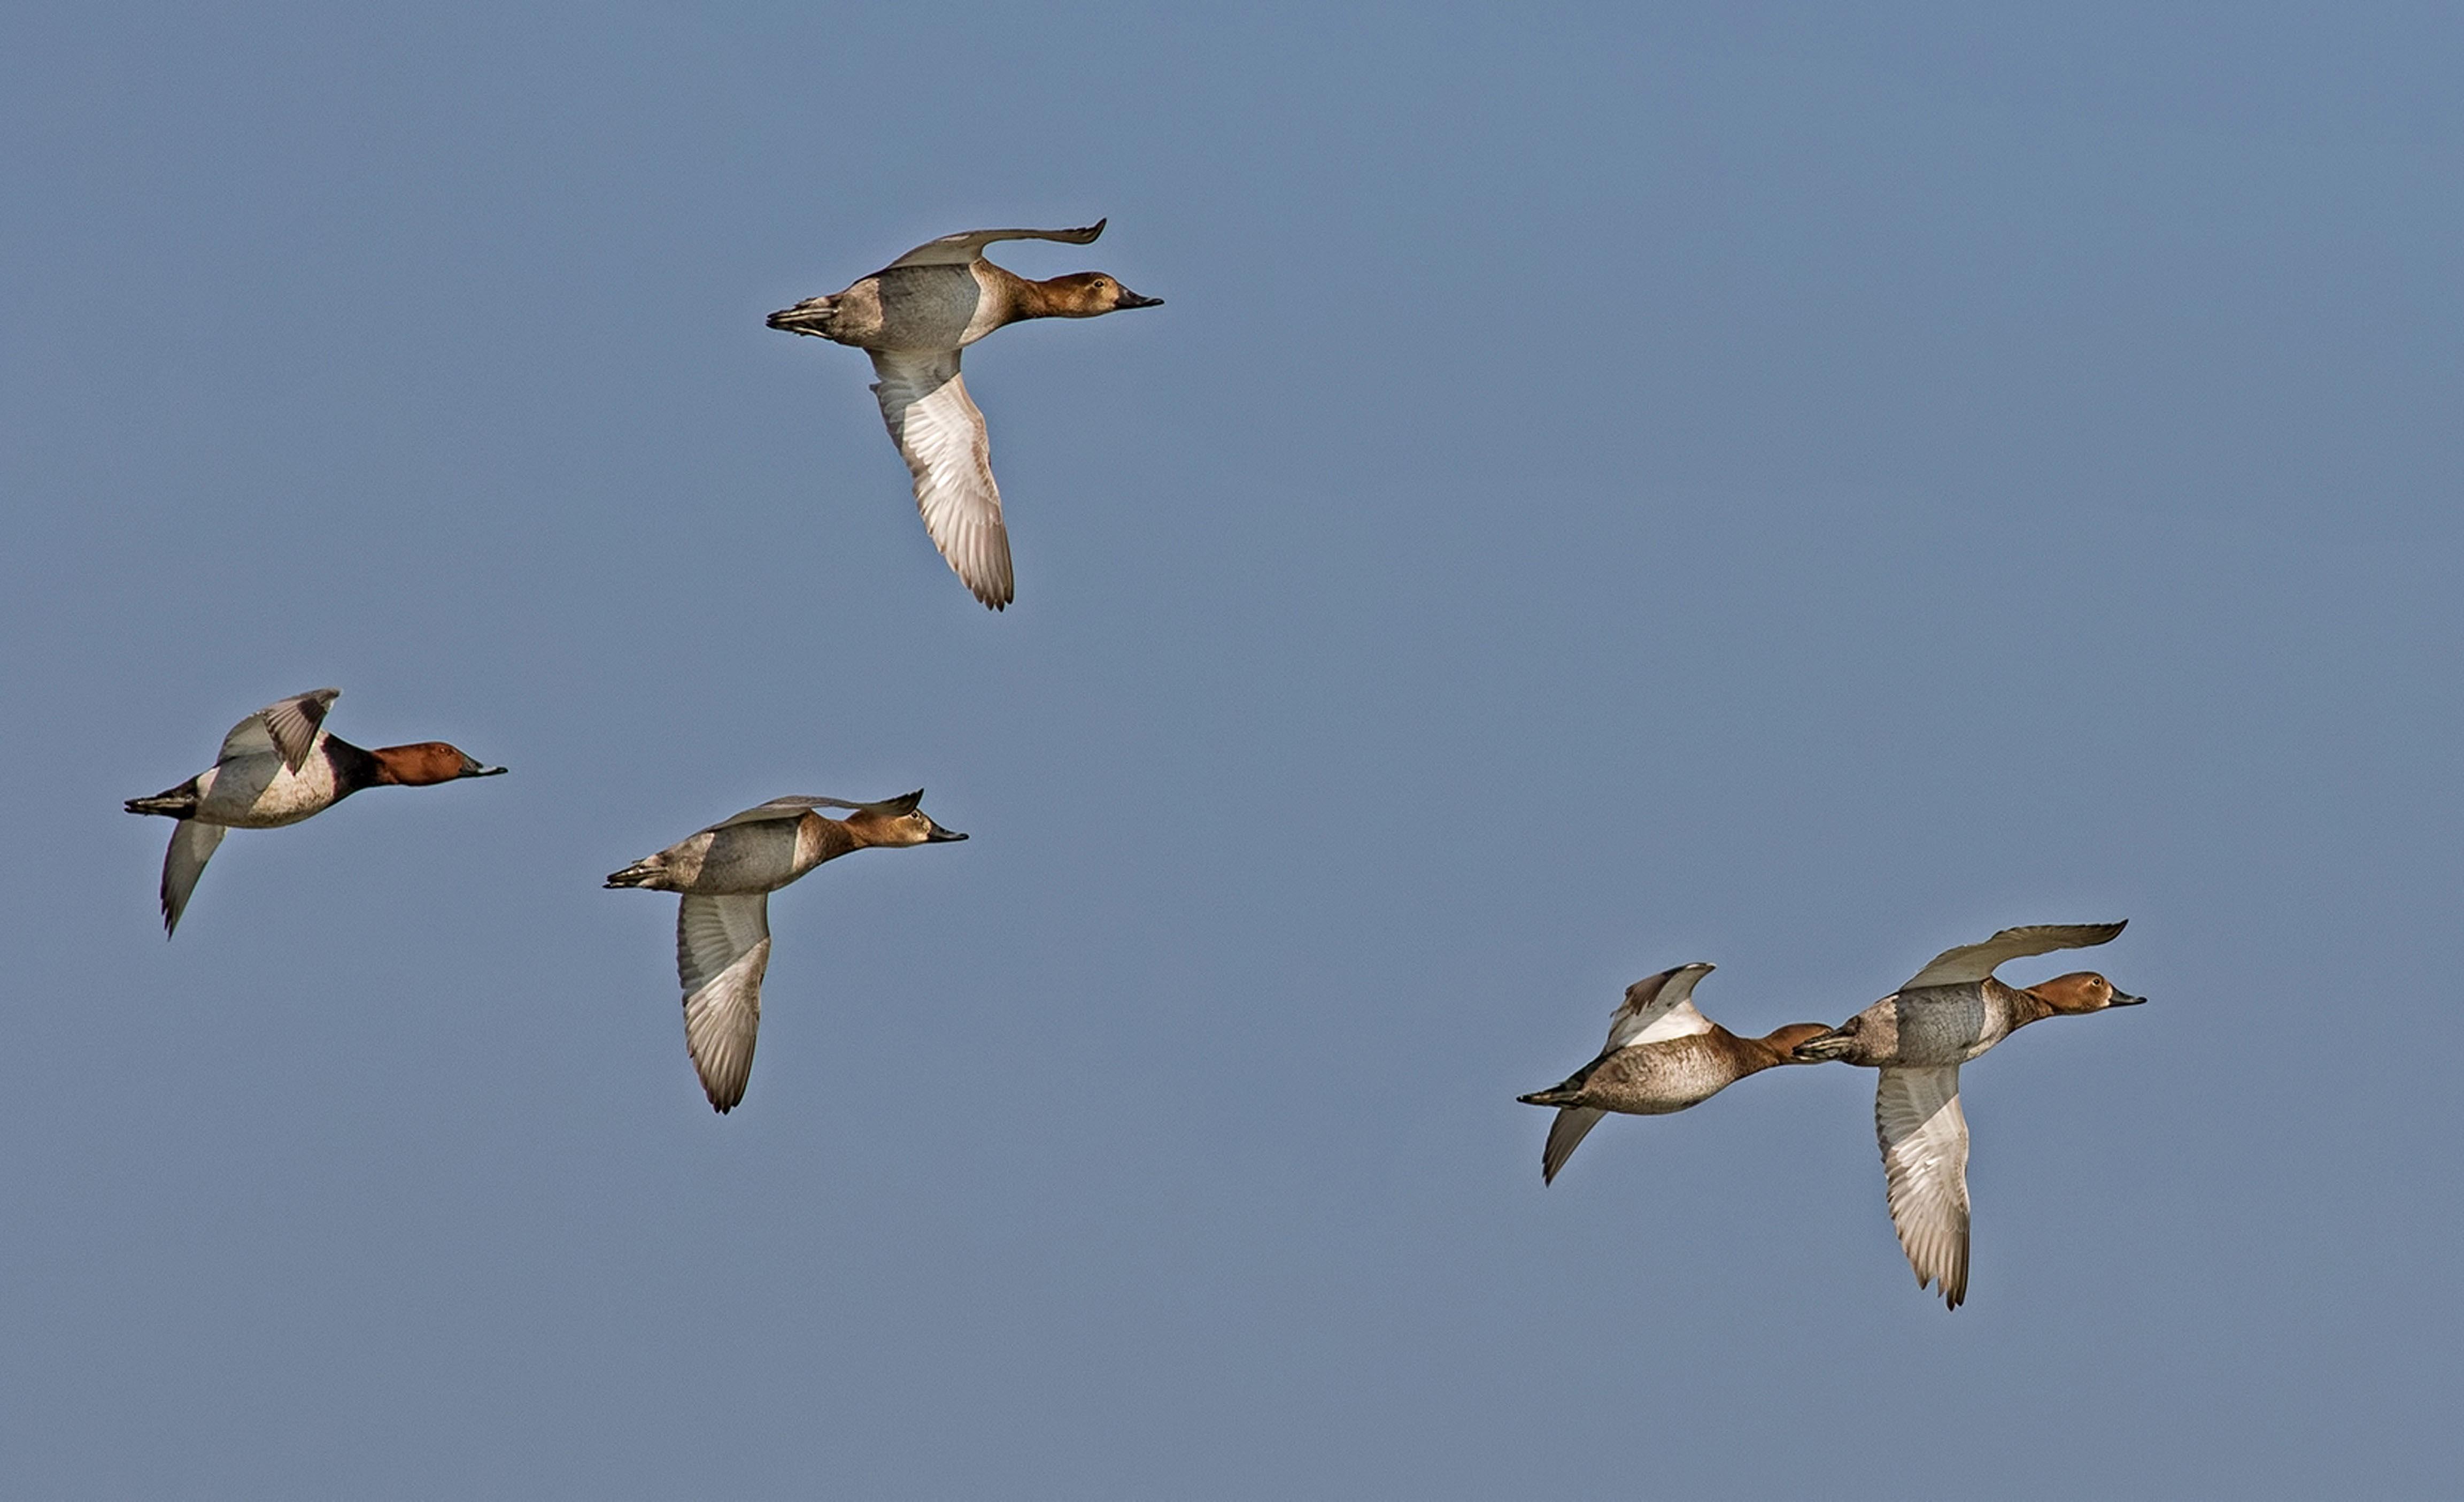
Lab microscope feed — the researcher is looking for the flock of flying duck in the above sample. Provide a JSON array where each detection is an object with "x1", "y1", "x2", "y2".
[{"x1": 122, "y1": 221, "x2": 2143, "y2": 1310}]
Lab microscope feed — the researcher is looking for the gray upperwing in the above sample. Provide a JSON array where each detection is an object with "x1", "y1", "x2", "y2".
[
  {"x1": 710, "y1": 792, "x2": 917, "y2": 831},
  {"x1": 1900, "y1": 922, "x2": 2128, "y2": 990},
  {"x1": 711, "y1": 798, "x2": 832, "y2": 831},
  {"x1": 219, "y1": 688, "x2": 340, "y2": 772},
  {"x1": 1603, "y1": 964, "x2": 1716, "y2": 1053},
  {"x1": 882, "y1": 221, "x2": 1106, "y2": 269}
]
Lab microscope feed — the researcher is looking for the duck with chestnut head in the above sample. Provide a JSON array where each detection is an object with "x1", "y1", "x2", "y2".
[
  {"x1": 606, "y1": 790, "x2": 968, "y2": 1114},
  {"x1": 1793, "y1": 922, "x2": 2146, "y2": 1310},
  {"x1": 123, "y1": 687, "x2": 507, "y2": 935},
  {"x1": 1517, "y1": 962, "x2": 1834, "y2": 1185},
  {"x1": 766, "y1": 220, "x2": 1163, "y2": 610}
]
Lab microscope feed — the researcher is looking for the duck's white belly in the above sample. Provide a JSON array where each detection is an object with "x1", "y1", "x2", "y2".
[{"x1": 194, "y1": 751, "x2": 341, "y2": 828}]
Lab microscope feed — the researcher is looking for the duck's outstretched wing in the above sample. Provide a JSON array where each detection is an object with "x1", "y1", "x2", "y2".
[
  {"x1": 1602, "y1": 963, "x2": 1716, "y2": 1053},
  {"x1": 1875, "y1": 1065, "x2": 1970, "y2": 1310},
  {"x1": 1540, "y1": 1107, "x2": 1605, "y2": 1185},
  {"x1": 869, "y1": 350, "x2": 1013, "y2": 609},
  {"x1": 159, "y1": 819, "x2": 226, "y2": 936},
  {"x1": 1900, "y1": 922, "x2": 2127, "y2": 990},
  {"x1": 883, "y1": 221, "x2": 1106, "y2": 270},
  {"x1": 677, "y1": 894, "x2": 773, "y2": 1113},
  {"x1": 218, "y1": 687, "x2": 341, "y2": 772},
  {"x1": 713, "y1": 791, "x2": 925, "y2": 830}
]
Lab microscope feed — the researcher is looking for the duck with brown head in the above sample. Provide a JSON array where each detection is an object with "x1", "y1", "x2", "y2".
[
  {"x1": 1791, "y1": 922, "x2": 2146, "y2": 1310},
  {"x1": 1517, "y1": 962, "x2": 1834, "y2": 1184},
  {"x1": 121, "y1": 687, "x2": 508, "y2": 934},
  {"x1": 605, "y1": 790, "x2": 968, "y2": 1114},
  {"x1": 766, "y1": 220, "x2": 1163, "y2": 610},
  {"x1": 365, "y1": 741, "x2": 508, "y2": 787}
]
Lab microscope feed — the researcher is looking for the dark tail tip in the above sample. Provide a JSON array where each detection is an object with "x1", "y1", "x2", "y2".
[{"x1": 1791, "y1": 1029, "x2": 1855, "y2": 1062}]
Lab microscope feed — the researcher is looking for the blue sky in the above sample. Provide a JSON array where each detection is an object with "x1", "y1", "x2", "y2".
[{"x1": 5, "y1": 2, "x2": 2460, "y2": 1495}]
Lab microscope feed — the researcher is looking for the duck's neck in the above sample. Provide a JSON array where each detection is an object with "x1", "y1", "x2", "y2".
[
  {"x1": 802, "y1": 814, "x2": 867, "y2": 868},
  {"x1": 995, "y1": 266, "x2": 1082, "y2": 322},
  {"x1": 1730, "y1": 1027, "x2": 1800, "y2": 1073},
  {"x1": 1998, "y1": 979, "x2": 2058, "y2": 1031},
  {"x1": 322, "y1": 737, "x2": 383, "y2": 795}
]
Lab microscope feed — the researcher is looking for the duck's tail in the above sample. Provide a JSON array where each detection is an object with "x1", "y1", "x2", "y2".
[
  {"x1": 764, "y1": 295, "x2": 838, "y2": 337},
  {"x1": 126, "y1": 785, "x2": 198, "y2": 819},
  {"x1": 604, "y1": 855, "x2": 668, "y2": 890},
  {"x1": 1790, "y1": 1028, "x2": 1858, "y2": 1063},
  {"x1": 1516, "y1": 1084, "x2": 1582, "y2": 1108}
]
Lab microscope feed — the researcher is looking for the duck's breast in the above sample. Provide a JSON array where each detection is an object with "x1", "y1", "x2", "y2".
[{"x1": 194, "y1": 749, "x2": 341, "y2": 828}]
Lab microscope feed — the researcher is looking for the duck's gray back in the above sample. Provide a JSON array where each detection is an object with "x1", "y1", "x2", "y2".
[
  {"x1": 1890, "y1": 983, "x2": 2027, "y2": 1065},
  {"x1": 677, "y1": 819, "x2": 807, "y2": 895},
  {"x1": 864, "y1": 264, "x2": 992, "y2": 351}
]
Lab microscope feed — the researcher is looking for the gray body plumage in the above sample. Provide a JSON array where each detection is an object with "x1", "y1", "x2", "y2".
[{"x1": 1822, "y1": 978, "x2": 2040, "y2": 1069}]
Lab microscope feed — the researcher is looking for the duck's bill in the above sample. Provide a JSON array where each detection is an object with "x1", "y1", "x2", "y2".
[
  {"x1": 2110, "y1": 990, "x2": 2148, "y2": 1006},
  {"x1": 925, "y1": 826, "x2": 969, "y2": 843},
  {"x1": 461, "y1": 759, "x2": 510, "y2": 777},
  {"x1": 1115, "y1": 289, "x2": 1164, "y2": 309}
]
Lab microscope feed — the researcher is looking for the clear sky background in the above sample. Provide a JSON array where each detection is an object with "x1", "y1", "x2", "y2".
[{"x1": 5, "y1": 2, "x2": 2459, "y2": 1496}]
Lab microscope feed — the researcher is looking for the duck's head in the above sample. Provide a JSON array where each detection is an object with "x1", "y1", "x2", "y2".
[
  {"x1": 2028, "y1": 971, "x2": 2146, "y2": 1014},
  {"x1": 373, "y1": 742, "x2": 509, "y2": 785},
  {"x1": 844, "y1": 789, "x2": 969, "y2": 847},
  {"x1": 1043, "y1": 272, "x2": 1163, "y2": 316}
]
